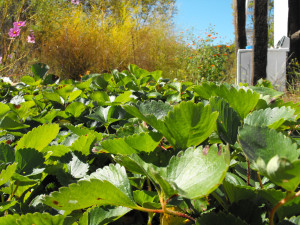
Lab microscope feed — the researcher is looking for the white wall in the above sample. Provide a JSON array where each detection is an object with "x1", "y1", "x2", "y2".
[{"x1": 274, "y1": 0, "x2": 289, "y2": 46}]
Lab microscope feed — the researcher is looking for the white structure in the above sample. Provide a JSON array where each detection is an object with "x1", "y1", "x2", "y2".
[
  {"x1": 236, "y1": 0, "x2": 289, "y2": 91},
  {"x1": 274, "y1": 0, "x2": 289, "y2": 45}
]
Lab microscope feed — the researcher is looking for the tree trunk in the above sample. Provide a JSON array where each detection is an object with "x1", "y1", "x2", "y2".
[
  {"x1": 252, "y1": 0, "x2": 268, "y2": 85},
  {"x1": 288, "y1": 0, "x2": 300, "y2": 83},
  {"x1": 234, "y1": 0, "x2": 247, "y2": 55}
]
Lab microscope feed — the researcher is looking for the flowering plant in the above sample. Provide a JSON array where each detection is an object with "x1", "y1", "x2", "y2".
[
  {"x1": 172, "y1": 27, "x2": 232, "y2": 83},
  {"x1": 8, "y1": 27, "x2": 20, "y2": 38},
  {"x1": 0, "y1": 16, "x2": 36, "y2": 76}
]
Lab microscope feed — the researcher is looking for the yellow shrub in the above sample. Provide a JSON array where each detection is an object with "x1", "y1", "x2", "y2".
[{"x1": 36, "y1": 2, "x2": 179, "y2": 80}]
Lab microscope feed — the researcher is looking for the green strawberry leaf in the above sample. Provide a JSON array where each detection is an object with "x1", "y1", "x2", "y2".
[
  {"x1": 65, "y1": 102, "x2": 86, "y2": 118},
  {"x1": 67, "y1": 153, "x2": 89, "y2": 178},
  {"x1": 239, "y1": 125, "x2": 299, "y2": 165},
  {"x1": 210, "y1": 97, "x2": 241, "y2": 145},
  {"x1": 101, "y1": 132, "x2": 162, "y2": 154},
  {"x1": 0, "y1": 102, "x2": 11, "y2": 119},
  {"x1": 15, "y1": 148, "x2": 45, "y2": 175},
  {"x1": 55, "y1": 84, "x2": 74, "y2": 102},
  {"x1": 193, "y1": 82, "x2": 219, "y2": 100},
  {"x1": 124, "y1": 101, "x2": 218, "y2": 149},
  {"x1": 70, "y1": 133, "x2": 96, "y2": 155},
  {"x1": 75, "y1": 77, "x2": 93, "y2": 90},
  {"x1": 133, "y1": 190, "x2": 160, "y2": 208},
  {"x1": 279, "y1": 216, "x2": 300, "y2": 225},
  {"x1": 239, "y1": 125, "x2": 300, "y2": 191},
  {"x1": 43, "y1": 145, "x2": 70, "y2": 157},
  {"x1": 44, "y1": 164, "x2": 137, "y2": 211},
  {"x1": 66, "y1": 125, "x2": 103, "y2": 141},
  {"x1": 15, "y1": 123, "x2": 60, "y2": 151},
  {"x1": 9, "y1": 101, "x2": 36, "y2": 121},
  {"x1": 86, "y1": 106, "x2": 121, "y2": 127},
  {"x1": 0, "y1": 201, "x2": 17, "y2": 213},
  {"x1": 164, "y1": 145, "x2": 230, "y2": 199},
  {"x1": 31, "y1": 63, "x2": 50, "y2": 80},
  {"x1": 0, "y1": 214, "x2": 20, "y2": 225},
  {"x1": 90, "y1": 91, "x2": 110, "y2": 105},
  {"x1": 123, "y1": 101, "x2": 173, "y2": 121},
  {"x1": 244, "y1": 107, "x2": 296, "y2": 129},
  {"x1": 162, "y1": 102, "x2": 218, "y2": 149},
  {"x1": 0, "y1": 143, "x2": 15, "y2": 164},
  {"x1": 116, "y1": 145, "x2": 230, "y2": 199},
  {"x1": 17, "y1": 213, "x2": 65, "y2": 225},
  {"x1": 68, "y1": 89, "x2": 82, "y2": 102},
  {"x1": 82, "y1": 206, "x2": 131, "y2": 225},
  {"x1": 42, "y1": 91, "x2": 63, "y2": 104},
  {"x1": 32, "y1": 109, "x2": 61, "y2": 124},
  {"x1": 216, "y1": 86, "x2": 260, "y2": 119},
  {"x1": 20, "y1": 75, "x2": 41, "y2": 86},
  {"x1": 249, "y1": 86, "x2": 284, "y2": 99},
  {"x1": 113, "y1": 91, "x2": 132, "y2": 104},
  {"x1": 0, "y1": 163, "x2": 17, "y2": 186},
  {"x1": 0, "y1": 116, "x2": 30, "y2": 130}
]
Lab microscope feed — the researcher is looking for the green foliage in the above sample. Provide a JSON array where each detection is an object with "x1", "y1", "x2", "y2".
[
  {"x1": 15, "y1": 123, "x2": 59, "y2": 151},
  {"x1": 0, "y1": 64, "x2": 299, "y2": 224},
  {"x1": 101, "y1": 132, "x2": 162, "y2": 154},
  {"x1": 44, "y1": 164, "x2": 138, "y2": 211},
  {"x1": 0, "y1": 213, "x2": 65, "y2": 225},
  {"x1": 239, "y1": 125, "x2": 300, "y2": 191},
  {"x1": 124, "y1": 101, "x2": 219, "y2": 149}
]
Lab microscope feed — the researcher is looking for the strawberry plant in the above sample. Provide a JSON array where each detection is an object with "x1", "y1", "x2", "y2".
[{"x1": 0, "y1": 64, "x2": 299, "y2": 224}]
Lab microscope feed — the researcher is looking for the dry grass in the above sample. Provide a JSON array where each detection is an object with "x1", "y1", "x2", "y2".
[
  {"x1": 282, "y1": 93, "x2": 300, "y2": 103},
  {"x1": 34, "y1": 4, "x2": 180, "y2": 80}
]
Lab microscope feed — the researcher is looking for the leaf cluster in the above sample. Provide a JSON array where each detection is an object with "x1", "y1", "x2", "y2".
[{"x1": 0, "y1": 64, "x2": 299, "y2": 224}]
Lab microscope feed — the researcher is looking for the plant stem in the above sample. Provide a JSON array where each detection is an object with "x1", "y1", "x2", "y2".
[
  {"x1": 135, "y1": 192, "x2": 196, "y2": 223},
  {"x1": 246, "y1": 158, "x2": 251, "y2": 186},
  {"x1": 5, "y1": 181, "x2": 19, "y2": 215},
  {"x1": 135, "y1": 206, "x2": 195, "y2": 222},
  {"x1": 147, "y1": 178, "x2": 152, "y2": 191},
  {"x1": 147, "y1": 212, "x2": 155, "y2": 225},
  {"x1": 257, "y1": 172, "x2": 263, "y2": 189},
  {"x1": 270, "y1": 190, "x2": 300, "y2": 225},
  {"x1": 165, "y1": 207, "x2": 196, "y2": 222}
]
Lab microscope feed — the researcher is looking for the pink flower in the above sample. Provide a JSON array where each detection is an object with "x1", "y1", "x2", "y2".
[
  {"x1": 13, "y1": 21, "x2": 26, "y2": 28},
  {"x1": 71, "y1": 0, "x2": 79, "y2": 5},
  {"x1": 27, "y1": 33, "x2": 35, "y2": 43},
  {"x1": 8, "y1": 27, "x2": 20, "y2": 37},
  {"x1": 0, "y1": 56, "x2": 2, "y2": 64}
]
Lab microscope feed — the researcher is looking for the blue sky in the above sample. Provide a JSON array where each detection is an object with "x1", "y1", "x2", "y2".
[{"x1": 173, "y1": 0, "x2": 234, "y2": 44}]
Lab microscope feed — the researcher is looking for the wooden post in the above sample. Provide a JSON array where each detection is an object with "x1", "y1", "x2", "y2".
[
  {"x1": 252, "y1": 0, "x2": 268, "y2": 85},
  {"x1": 288, "y1": 0, "x2": 300, "y2": 82},
  {"x1": 234, "y1": 0, "x2": 247, "y2": 55}
]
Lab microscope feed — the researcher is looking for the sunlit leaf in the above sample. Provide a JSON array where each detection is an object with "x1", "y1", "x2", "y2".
[
  {"x1": 0, "y1": 163, "x2": 17, "y2": 186},
  {"x1": 44, "y1": 164, "x2": 137, "y2": 211},
  {"x1": 65, "y1": 102, "x2": 86, "y2": 118},
  {"x1": 244, "y1": 107, "x2": 296, "y2": 129},
  {"x1": 16, "y1": 123, "x2": 60, "y2": 151},
  {"x1": 101, "y1": 132, "x2": 162, "y2": 154},
  {"x1": 71, "y1": 133, "x2": 96, "y2": 155}
]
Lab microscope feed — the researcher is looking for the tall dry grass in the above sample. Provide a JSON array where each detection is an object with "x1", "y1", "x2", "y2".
[{"x1": 35, "y1": 2, "x2": 180, "y2": 80}]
